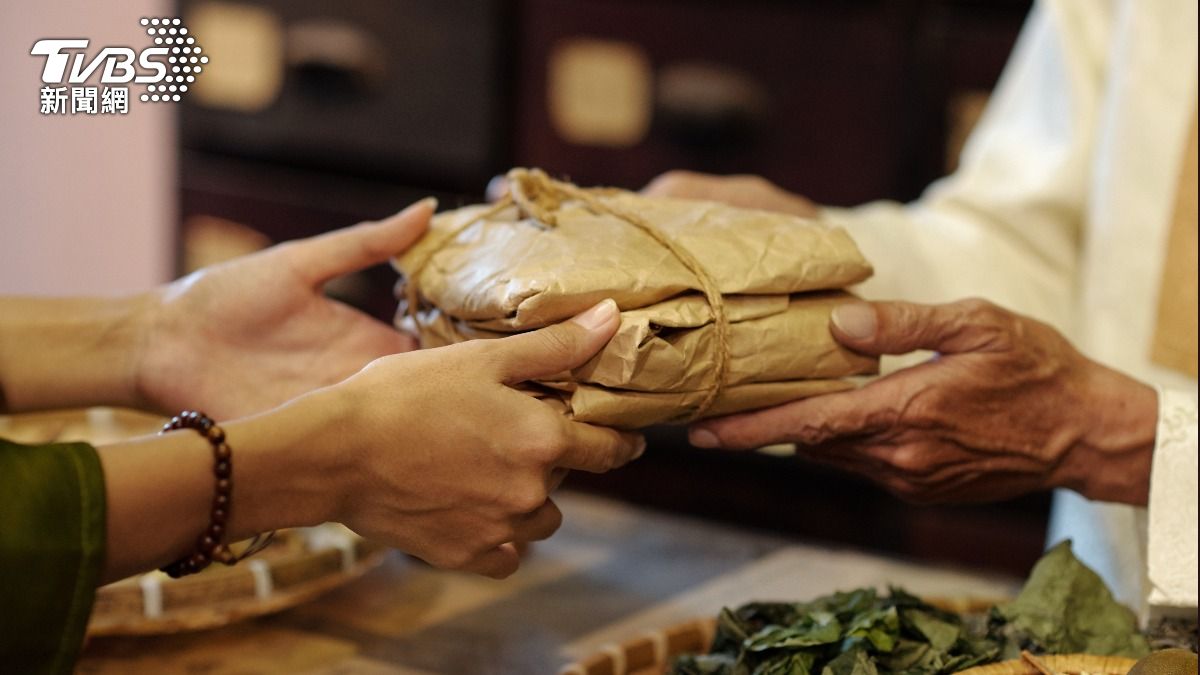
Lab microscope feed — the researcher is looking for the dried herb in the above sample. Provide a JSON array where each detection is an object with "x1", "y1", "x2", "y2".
[
  {"x1": 1145, "y1": 617, "x2": 1200, "y2": 653},
  {"x1": 670, "y1": 588, "x2": 998, "y2": 675},
  {"x1": 671, "y1": 542, "x2": 1151, "y2": 675},
  {"x1": 987, "y1": 541, "x2": 1151, "y2": 659}
]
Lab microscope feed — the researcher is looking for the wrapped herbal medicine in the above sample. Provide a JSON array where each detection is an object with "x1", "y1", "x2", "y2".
[{"x1": 395, "y1": 168, "x2": 878, "y2": 428}]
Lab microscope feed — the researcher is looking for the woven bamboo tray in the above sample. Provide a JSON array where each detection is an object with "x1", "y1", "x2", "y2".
[
  {"x1": 960, "y1": 653, "x2": 1138, "y2": 675},
  {"x1": 560, "y1": 598, "x2": 1004, "y2": 675},
  {"x1": 87, "y1": 525, "x2": 387, "y2": 636}
]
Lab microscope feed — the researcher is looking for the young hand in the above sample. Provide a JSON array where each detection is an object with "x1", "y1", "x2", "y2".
[
  {"x1": 135, "y1": 199, "x2": 434, "y2": 418},
  {"x1": 293, "y1": 299, "x2": 645, "y2": 578},
  {"x1": 100, "y1": 300, "x2": 645, "y2": 582}
]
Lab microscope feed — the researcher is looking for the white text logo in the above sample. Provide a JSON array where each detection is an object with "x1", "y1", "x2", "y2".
[{"x1": 31, "y1": 17, "x2": 208, "y2": 115}]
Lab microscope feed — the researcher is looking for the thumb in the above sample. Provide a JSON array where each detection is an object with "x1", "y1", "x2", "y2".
[
  {"x1": 492, "y1": 299, "x2": 621, "y2": 383},
  {"x1": 284, "y1": 197, "x2": 435, "y2": 286},
  {"x1": 830, "y1": 299, "x2": 1012, "y2": 355}
]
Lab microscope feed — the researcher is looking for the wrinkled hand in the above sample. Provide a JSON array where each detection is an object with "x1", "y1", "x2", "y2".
[
  {"x1": 311, "y1": 299, "x2": 644, "y2": 578},
  {"x1": 689, "y1": 299, "x2": 1158, "y2": 505},
  {"x1": 641, "y1": 170, "x2": 820, "y2": 218},
  {"x1": 136, "y1": 199, "x2": 434, "y2": 418}
]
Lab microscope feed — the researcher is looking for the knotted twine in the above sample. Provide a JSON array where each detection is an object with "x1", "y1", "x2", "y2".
[{"x1": 404, "y1": 168, "x2": 731, "y2": 422}]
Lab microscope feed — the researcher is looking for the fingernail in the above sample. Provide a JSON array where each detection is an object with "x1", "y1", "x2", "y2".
[
  {"x1": 571, "y1": 298, "x2": 618, "y2": 331},
  {"x1": 831, "y1": 303, "x2": 877, "y2": 341},
  {"x1": 634, "y1": 436, "x2": 647, "y2": 459},
  {"x1": 416, "y1": 196, "x2": 439, "y2": 212},
  {"x1": 486, "y1": 175, "x2": 510, "y2": 202},
  {"x1": 690, "y1": 428, "x2": 719, "y2": 448}
]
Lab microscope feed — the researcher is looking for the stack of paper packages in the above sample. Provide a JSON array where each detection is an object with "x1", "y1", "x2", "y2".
[{"x1": 395, "y1": 169, "x2": 878, "y2": 428}]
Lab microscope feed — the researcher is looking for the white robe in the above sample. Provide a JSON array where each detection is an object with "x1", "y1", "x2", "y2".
[{"x1": 823, "y1": 0, "x2": 1197, "y2": 618}]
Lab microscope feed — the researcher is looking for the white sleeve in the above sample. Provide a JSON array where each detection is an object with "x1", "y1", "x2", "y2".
[
  {"x1": 822, "y1": 0, "x2": 1115, "y2": 335},
  {"x1": 1145, "y1": 387, "x2": 1199, "y2": 616}
]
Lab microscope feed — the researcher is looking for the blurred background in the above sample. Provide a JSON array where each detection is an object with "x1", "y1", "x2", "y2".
[{"x1": 1, "y1": 0, "x2": 1046, "y2": 576}]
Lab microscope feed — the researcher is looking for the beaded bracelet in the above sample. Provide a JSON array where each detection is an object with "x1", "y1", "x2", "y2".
[{"x1": 158, "y1": 411, "x2": 275, "y2": 578}]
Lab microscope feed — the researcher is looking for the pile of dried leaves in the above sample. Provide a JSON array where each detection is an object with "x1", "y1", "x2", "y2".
[{"x1": 672, "y1": 542, "x2": 1150, "y2": 675}]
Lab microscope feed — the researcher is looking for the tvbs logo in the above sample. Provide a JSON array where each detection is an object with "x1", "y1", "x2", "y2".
[
  {"x1": 31, "y1": 17, "x2": 207, "y2": 114},
  {"x1": 33, "y1": 39, "x2": 171, "y2": 85}
]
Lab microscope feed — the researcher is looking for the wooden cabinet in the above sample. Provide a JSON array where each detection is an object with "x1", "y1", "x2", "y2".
[
  {"x1": 511, "y1": 0, "x2": 1029, "y2": 205},
  {"x1": 513, "y1": 0, "x2": 913, "y2": 205}
]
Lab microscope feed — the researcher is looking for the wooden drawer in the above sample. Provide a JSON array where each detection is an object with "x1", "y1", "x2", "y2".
[{"x1": 513, "y1": 0, "x2": 914, "y2": 205}]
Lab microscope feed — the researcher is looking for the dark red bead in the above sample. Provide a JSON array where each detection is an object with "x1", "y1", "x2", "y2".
[{"x1": 155, "y1": 411, "x2": 249, "y2": 577}]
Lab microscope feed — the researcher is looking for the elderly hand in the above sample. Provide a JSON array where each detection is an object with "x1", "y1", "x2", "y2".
[
  {"x1": 641, "y1": 170, "x2": 820, "y2": 218},
  {"x1": 688, "y1": 299, "x2": 1158, "y2": 505},
  {"x1": 134, "y1": 199, "x2": 434, "y2": 418}
]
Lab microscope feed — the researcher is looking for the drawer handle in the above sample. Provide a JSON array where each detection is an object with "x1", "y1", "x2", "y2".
[
  {"x1": 655, "y1": 62, "x2": 769, "y2": 147},
  {"x1": 286, "y1": 19, "x2": 385, "y2": 99}
]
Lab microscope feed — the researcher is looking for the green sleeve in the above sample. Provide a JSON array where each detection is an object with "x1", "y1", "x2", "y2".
[{"x1": 0, "y1": 437, "x2": 106, "y2": 675}]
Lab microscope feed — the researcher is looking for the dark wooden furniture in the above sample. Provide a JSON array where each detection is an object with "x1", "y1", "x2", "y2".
[{"x1": 511, "y1": 0, "x2": 1031, "y2": 205}]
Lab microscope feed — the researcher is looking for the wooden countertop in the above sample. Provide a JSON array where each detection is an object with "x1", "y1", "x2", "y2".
[{"x1": 77, "y1": 491, "x2": 1019, "y2": 675}]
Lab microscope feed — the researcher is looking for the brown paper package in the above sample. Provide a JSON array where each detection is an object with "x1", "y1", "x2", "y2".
[{"x1": 394, "y1": 172, "x2": 878, "y2": 428}]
